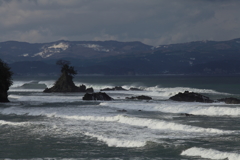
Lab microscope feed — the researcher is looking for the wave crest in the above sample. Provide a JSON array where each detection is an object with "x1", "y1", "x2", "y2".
[{"x1": 181, "y1": 147, "x2": 240, "y2": 160}]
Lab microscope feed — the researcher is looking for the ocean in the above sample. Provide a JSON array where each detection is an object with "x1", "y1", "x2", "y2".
[{"x1": 1, "y1": 75, "x2": 240, "y2": 160}]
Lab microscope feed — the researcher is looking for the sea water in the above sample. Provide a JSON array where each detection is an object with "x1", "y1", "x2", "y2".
[{"x1": 1, "y1": 75, "x2": 240, "y2": 160}]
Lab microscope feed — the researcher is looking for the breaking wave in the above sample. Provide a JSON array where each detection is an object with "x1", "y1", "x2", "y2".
[
  {"x1": 84, "y1": 132, "x2": 146, "y2": 148},
  {"x1": 0, "y1": 120, "x2": 28, "y2": 126},
  {"x1": 8, "y1": 94, "x2": 83, "y2": 103},
  {"x1": 64, "y1": 115, "x2": 233, "y2": 134},
  {"x1": 10, "y1": 80, "x2": 230, "y2": 98},
  {"x1": 100, "y1": 101, "x2": 240, "y2": 116},
  {"x1": 181, "y1": 147, "x2": 240, "y2": 160}
]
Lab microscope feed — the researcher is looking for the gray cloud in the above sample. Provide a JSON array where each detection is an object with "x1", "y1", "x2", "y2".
[{"x1": 0, "y1": 0, "x2": 240, "y2": 46}]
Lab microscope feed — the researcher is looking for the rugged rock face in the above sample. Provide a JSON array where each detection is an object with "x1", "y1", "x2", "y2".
[
  {"x1": 0, "y1": 90, "x2": 9, "y2": 102},
  {"x1": 43, "y1": 72, "x2": 93, "y2": 93},
  {"x1": 82, "y1": 92, "x2": 113, "y2": 101},
  {"x1": 218, "y1": 97, "x2": 240, "y2": 104},
  {"x1": 86, "y1": 87, "x2": 94, "y2": 93},
  {"x1": 100, "y1": 86, "x2": 127, "y2": 91},
  {"x1": 169, "y1": 91, "x2": 213, "y2": 103},
  {"x1": 0, "y1": 59, "x2": 12, "y2": 102},
  {"x1": 126, "y1": 95, "x2": 152, "y2": 100},
  {"x1": 0, "y1": 81, "x2": 10, "y2": 102}
]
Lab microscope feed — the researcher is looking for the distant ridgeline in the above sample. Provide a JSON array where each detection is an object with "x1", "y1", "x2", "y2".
[{"x1": 2, "y1": 38, "x2": 240, "y2": 75}]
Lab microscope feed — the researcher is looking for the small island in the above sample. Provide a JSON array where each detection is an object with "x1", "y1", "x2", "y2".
[{"x1": 43, "y1": 60, "x2": 93, "y2": 93}]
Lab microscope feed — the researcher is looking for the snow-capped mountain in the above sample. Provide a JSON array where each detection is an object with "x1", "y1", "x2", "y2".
[
  {"x1": 0, "y1": 40, "x2": 152, "y2": 62},
  {"x1": 32, "y1": 42, "x2": 69, "y2": 58},
  {"x1": 3, "y1": 38, "x2": 240, "y2": 75}
]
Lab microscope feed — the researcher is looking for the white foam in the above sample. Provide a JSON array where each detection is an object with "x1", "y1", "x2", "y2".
[
  {"x1": 0, "y1": 120, "x2": 28, "y2": 126},
  {"x1": 9, "y1": 89, "x2": 43, "y2": 92},
  {"x1": 100, "y1": 101, "x2": 240, "y2": 116},
  {"x1": 8, "y1": 94, "x2": 82, "y2": 102},
  {"x1": 63, "y1": 115, "x2": 233, "y2": 134},
  {"x1": 145, "y1": 86, "x2": 230, "y2": 98},
  {"x1": 79, "y1": 84, "x2": 230, "y2": 100},
  {"x1": 181, "y1": 147, "x2": 240, "y2": 160},
  {"x1": 3, "y1": 106, "x2": 230, "y2": 135},
  {"x1": 84, "y1": 132, "x2": 146, "y2": 147},
  {"x1": 75, "y1": 83, "x2": 115, "y2": 92}
]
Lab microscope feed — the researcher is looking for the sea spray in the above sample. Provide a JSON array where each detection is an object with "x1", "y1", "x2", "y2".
[
  {"x1": 100, "y1": 101, "x2": 240, "y2": 116},
  {"x1": 84, "y1": 132, "x2": 146, "y2": 147},
  {"x1": 63, "y1": 115, "x2": 233, "y2": 134},
  {"x1": 181, "y1": 147, "x2": 240, "y2": 160}
]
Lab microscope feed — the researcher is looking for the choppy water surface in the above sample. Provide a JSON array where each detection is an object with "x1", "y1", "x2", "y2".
[{"x1": 1, "y1": 75, "x2": 240, "y2": 160}]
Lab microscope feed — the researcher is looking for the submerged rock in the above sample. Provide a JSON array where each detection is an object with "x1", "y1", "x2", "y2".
[
  {"x1": 100, "y1": 86, "x2": 127, "y2": 91},
  {"x1": 117, "y1": 109, "x2": 127, "y2": 112},
  {"x1": 218, "y1": 97, "x2": 240, "y2": 104},
  {"x1": 180, "y1": 113, "x2": 194, "y2": 117},
  {"x1": 82, "y1": 92, "x2": 113, "y2": 101},
  {"x1": 126, "y1": 95, "x2": 152, "y2": 100},
  {"x1": 169, "y1": 91, "x2": 213, "y2": 103},
  {"x1": 129, "y1": 87, "x2": 143, "y2": 91}
]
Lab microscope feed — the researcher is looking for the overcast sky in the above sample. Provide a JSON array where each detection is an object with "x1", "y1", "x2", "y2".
[{"x1": 1, "y1": 0, "x2": 240, "y2": 46}]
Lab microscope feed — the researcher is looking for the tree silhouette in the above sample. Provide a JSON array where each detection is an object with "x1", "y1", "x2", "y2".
[
  {"x1": 0, "y1": 59, "x2": 13, "y2": 102},
  {"x1": 43, "y1": 60, "x2": 80, "y2": 93},
  {"x1": 56, "y1": 60, "x2": 77, "y2": 77}
]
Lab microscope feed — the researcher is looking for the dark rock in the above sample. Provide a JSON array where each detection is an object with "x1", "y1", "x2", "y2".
[
  {"x1": 0, "y1": 59, "x2": 12, "y2": 102},
  {"x1": 129, "y1": 87, "x2": 143, "y2": 91},
  {"x1": 79, "y1": 84, "x2": 86, "y2": 92},
  {"x1": 126, "y1": 95, "x2": 152, "y2": 100},
  {"x1": 169, "y1": 91, "x2": 213, "y2": 103},
  {"x1": 100, "y1": 86, "x2": 127, "y2": 91},
  {"x1": 180, "y1": 113, "x2": 194, "y2": 117},
  {"x1": 218, "y1": 97, "x2": 240, "y2": 104},
  {"x1": 0, "y1": 91, "x2": 9, "y2": 102},
  {"x1": 86, "y1": 87, "x2": 94, "y2": 93},
  {"x1": 21, "y1": 81, "x2": 47, "y2": 89},
  {"x1": 117, "y1": 109, "x2": 127, "y2": 112},
  {"x1": 43, "y1": 72, "x2": 94, "y2": 93},
  {"x1": 82, "y1": 92, "x2": 113, "y2": 101}
]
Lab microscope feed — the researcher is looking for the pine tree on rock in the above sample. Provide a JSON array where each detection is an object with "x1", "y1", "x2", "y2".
[{"x1": 43, "y1": 60, "x2": 93, "y2": 93}]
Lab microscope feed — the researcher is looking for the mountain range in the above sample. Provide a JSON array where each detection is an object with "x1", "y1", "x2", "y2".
[{"x1": 1, "y1": 38, "x2": 240, "y2": 75}]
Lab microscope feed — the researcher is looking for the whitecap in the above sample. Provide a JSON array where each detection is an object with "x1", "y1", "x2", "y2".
[
  {"x1": 181, "y1": 147, "x2": 240, "y2": 160},
  {"x1": 100, "y1": 101, "x2": 240, "y2": 116},
  {"x1": 63, "y1": 115, "x2": 233, "y2": 134},
  {"x1": 84, "y1": 132, "x2": 146, "y2": 147},
  {"x1": 0, "y1": 120, "x2": 28, "y2": 126}
]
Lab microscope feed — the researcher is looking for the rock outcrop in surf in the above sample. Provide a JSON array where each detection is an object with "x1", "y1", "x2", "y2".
[
  {"x1": 43, "y1": 60, "x2": 93, "y2": 93},
  {"x1": 169, "y1": 91, "x2": 213, "y2": 103},
  {"x1": 100, "y1": 86, "x2": 127, "y2": 91},
  {"x1": 218, "y1": 97, "x2": 240, "y2": 104},
  {"x1": 83, "y1": 92, "x2": 113, "y2": 101},
  {"x1": 0, "y1": 59, "x2": 13, "y2": 102},
  {"x1": 100, "y1": 86, "x2": 143, "y2": 91},
  {"x1": 126, "y1": 95, "x2": 152, "y2": 100}
]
